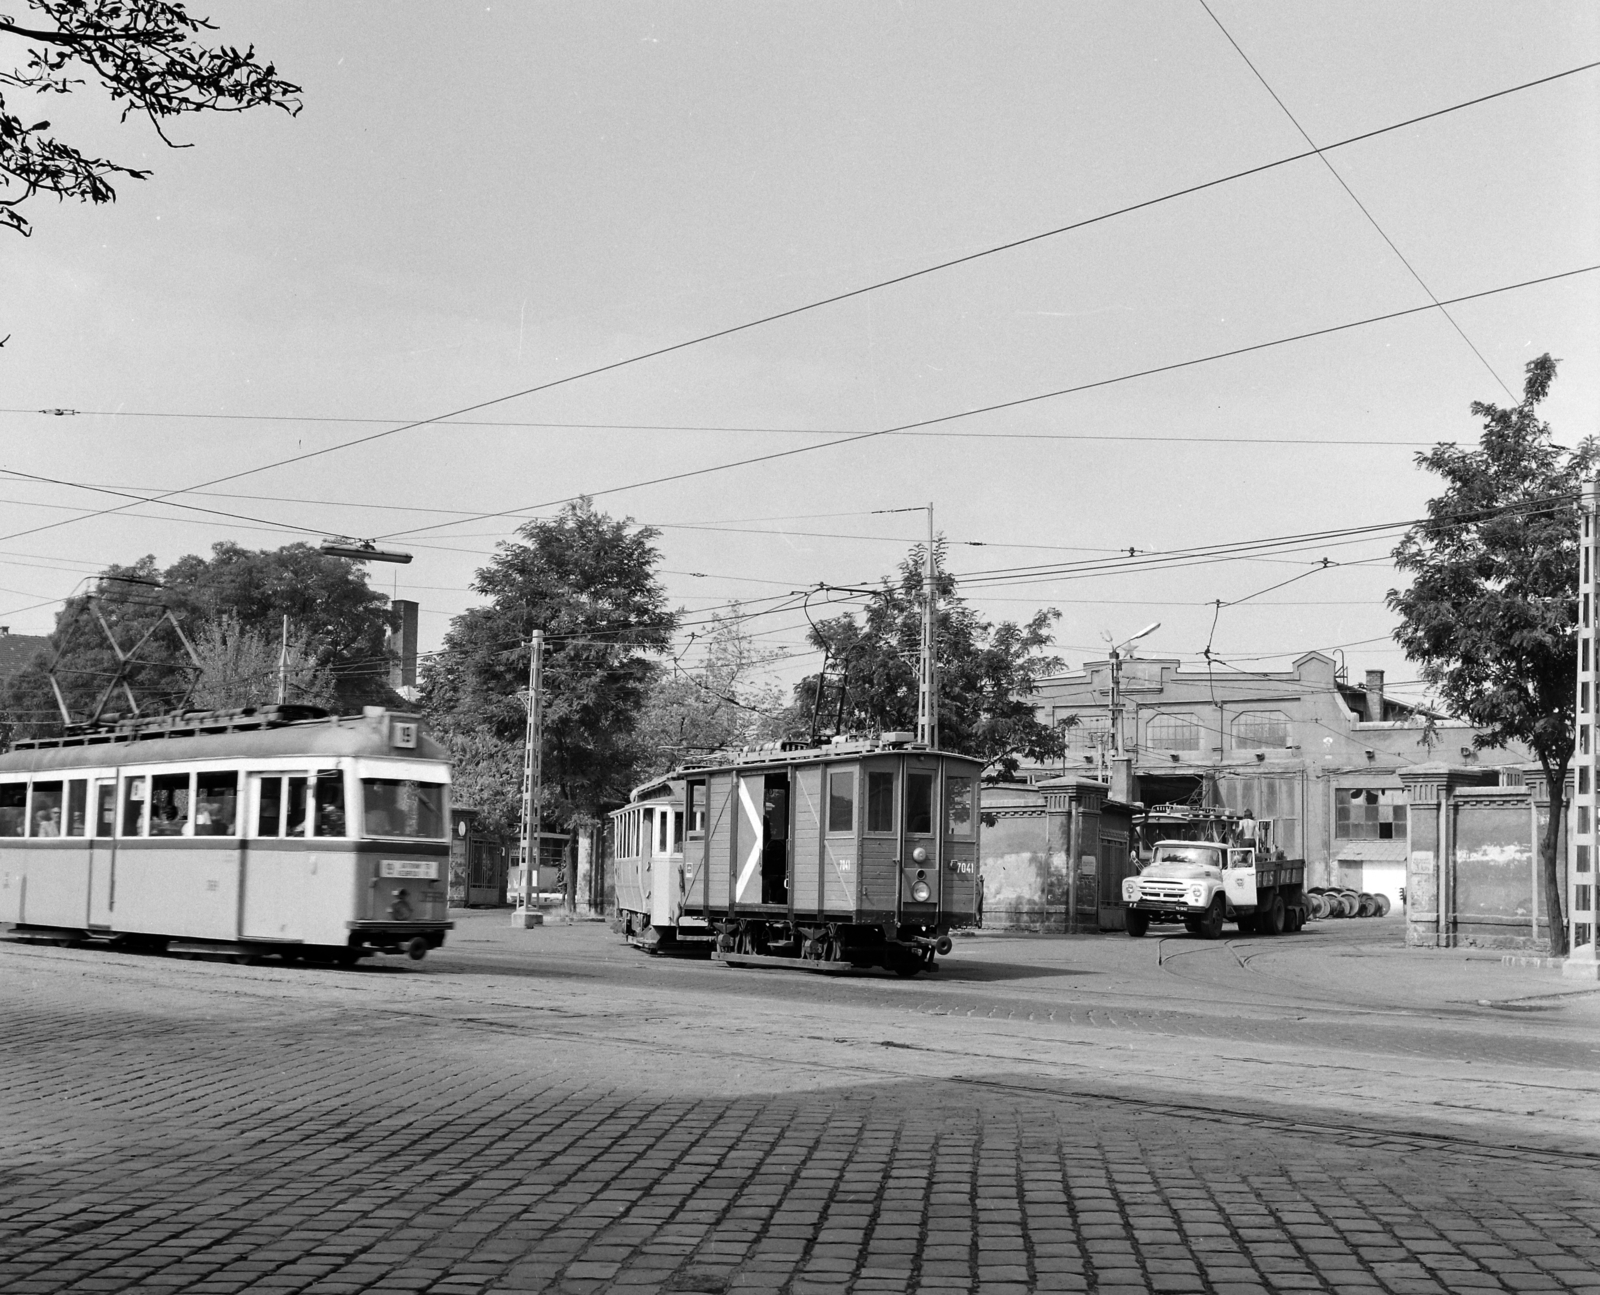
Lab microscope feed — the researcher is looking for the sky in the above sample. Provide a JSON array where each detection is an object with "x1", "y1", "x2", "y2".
[{"x1": 2, "y1": 1, "x2": 1598, "y2": 708}]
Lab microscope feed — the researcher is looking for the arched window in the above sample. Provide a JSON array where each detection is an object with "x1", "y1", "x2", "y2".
[
  {"x1": 1146, "y1": 712, "x2": 1201, "y2": 751},
  {"x1": 1232, "y1": 710, "x2": 1291, "y2": 749}
]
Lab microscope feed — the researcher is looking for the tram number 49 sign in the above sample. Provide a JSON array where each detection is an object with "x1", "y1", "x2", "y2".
[{"x1": 381, "y1": 859, "x2": 439, "y2": 880}]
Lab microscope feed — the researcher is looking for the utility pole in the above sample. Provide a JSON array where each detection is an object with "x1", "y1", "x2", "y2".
[
  {"x1": 1108, "y1": 622, "x2": 1161, "y2": 757},
  {"x1": 917, "y1": 503, "x2": 939, "y2": 748},
  {"x1": 276, "y1": 614, "x2": 288, "y2": 705},
  {"x1": 513, "y1": 629, "x2": 544, "y2": 929}
]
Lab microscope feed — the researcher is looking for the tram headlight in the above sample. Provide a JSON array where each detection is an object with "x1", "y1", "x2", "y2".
[
  {"x1": 911, "y1": 880, "x2": 932, "y2": 902},
  {"x1": 911, "y1": 846, "x2": 928, "y2": 864}
]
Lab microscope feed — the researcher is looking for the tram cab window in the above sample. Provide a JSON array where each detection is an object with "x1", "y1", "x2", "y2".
[
  {"x1": 0, "y1": 782, "x2": 26, "y2": 837},
  {"x1": 29, "y1": 781, "x2": 63, "y2": 837},
  {"x1": 946, "y1": 776, "x2": 974, "y2": 839},
  {"x1": 94, "y1": 782, "x2": 115, "y2": 838},
  {"x1": 673, "y1": 810, "x2": 684, "y2": 851},
  {"x1": 657, "y1": 809, "x2": 669, "y2": 855},
  {"x1": 286, "y1": 776, "x2": 309, "y2": 837},
  {"x1": 121, "y1": 776, "x2": 148, "y2": 837},
  {"x1": 866, "y1": 772, "x2": 895, "y2": 834},
  {"x1": 66, "y1": 780, "x2": 88, "y2": 837},
  {"x1": 313, "y1": 770, "x2": 346, "y2": 837},
  {"x1": 828, "y1": 771, "x2": 855, "y2": 834},
  {"x1": 361, "y1": 778, "x2": 444, "y2": 839},
  {"x1": 194, "y1": 771, "x2": 238, "y2": 836},
  {"x1": 905, "y1": 773, "x2": 934, "y2": 836},
  {"x1": 149, "y1": 773, "x2": 191, "y2": 837}
]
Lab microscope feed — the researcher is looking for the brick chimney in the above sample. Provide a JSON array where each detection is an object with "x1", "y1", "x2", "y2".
[{"x1": 1364, "y1": 669, "x2": 1385, "y2": 722}]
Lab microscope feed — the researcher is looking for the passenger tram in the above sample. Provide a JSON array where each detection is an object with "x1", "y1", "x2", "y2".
[
  {"x1": 613, "y1": 732, "x2": 982, "y2": 976},
  {"x1": 0, "y1": 704, "x2": 453, "y2": 963}
]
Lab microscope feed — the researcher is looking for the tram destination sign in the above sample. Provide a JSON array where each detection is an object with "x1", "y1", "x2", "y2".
[{"x1": 380, "y1": 859, "x2": 440, "y2": 880}]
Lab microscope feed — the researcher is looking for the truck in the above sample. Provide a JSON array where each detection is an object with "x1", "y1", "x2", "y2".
[{"x1": 1119, "y1": 805, "x2": 1306, "y2": 939}]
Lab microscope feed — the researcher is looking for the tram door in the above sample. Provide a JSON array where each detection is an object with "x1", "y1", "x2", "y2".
[
  {"x1": 901, "y1": 760, "x2": 939, "y2": 914},
  {"x1": 87, "y1": 778, "x2": 116, "y2": 927}
]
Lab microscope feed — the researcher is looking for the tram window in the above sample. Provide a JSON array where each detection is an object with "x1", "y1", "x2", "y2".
[
  {"x1": 0, "y1": 782, "x2": 26, "y2": 837},
  {"x1": 286, "y1": 776, "x2": 309, "y2": 837},
  {"x1": 360, "y1": 778, "x2": 444, "y2": 839},
  {"x1": 29, "y1": 781, "x2": 64, "y2": 837},
  {"x1": 686, "y1": 782, "x2": 705, "y2": 837},
  {"x1": 673, "y1": 810, "x2": 683, "y2": 851},
  {"x1": 313, "y1": 770, "x2": 346, "y2": 837},
  {"x1": 121, "y1": 776, "x2": 148, "y2": 837},
  {"x1": 905, "y1": 773, "x2": 933, "y2": 836},
  {"x1": 256, "y1": 776, "x2": 284, "y2": 837},
  {"x1": 658, "y1": 809, "x2": 669, "y2": 854},
  {"x1": 866, "y1": 772, "x2": 895, "y2": 834},
  {"x1": 94, "y1": 782, "x2": 115, "y2": 838},
  {"x1": 66, "y1": 780, "x2": 88, "y2": 837},
  {"x1": 946, "y1": 776, "x2": 974, "y2": 838},
  {"x1": 194, "y1": 771, "x2": 238, "y2": 836},
  {"x1": 828, "y1": 771, "x2": 855, "y2": 833},
  {"x1": 149, "y1": 773, "x2": 191, "y2": 837}
]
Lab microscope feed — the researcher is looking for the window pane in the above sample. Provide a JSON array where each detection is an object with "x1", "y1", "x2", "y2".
[
  {"x1": 29, "y1": 781, "x2": 63, "y2": 837},
  {"x1": 906, "y1": 773, "x2": 933, "y2": 835},
  {"x1": 257, "y1": 777, "x2": 283, "y2": 837},
  {"x1": 866, "y1": 772, "x2": 894, "y2": 833},
  {"x1": 828, "y1": 771, "x2": 855, "y2": 833},
  {"x1": 360, "y1": 779, "x2": 445, "y2": 839},
  {"x1": 286, "y1": 776, "x2": 309, "y2": 837},
  {"x1": 149, "y1": 773, "x2": 190, "y2": 837},
  {"x1": 946, "y1": 776, "x2": 974, "y2": 837},
  {"x1": 94, "y1": 783, "x2": 116, "y2": 838},
  {"x1": 195, "y1": 771, "x2": 238, "y2": 836},
  {"x1": 1148, "y1": 713, "x2": 1202, "y2": 751},
  {"x1": 313, "y1": 770, "x2": 346, "y2": 837},
  {"x1": 66, "y1": 780, "x2": 87, "y2": 838},
  {"x1": 0, "y1": 783, "x2": 21, "y2": 838},
  {"x1": 673, "y1": 811, "x2": 683, "y2": 850}
]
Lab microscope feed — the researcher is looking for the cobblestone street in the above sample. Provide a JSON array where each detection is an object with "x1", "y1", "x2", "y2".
[{"x1": 3, "y1": 915, "x2": 1598, "y2": 1295}]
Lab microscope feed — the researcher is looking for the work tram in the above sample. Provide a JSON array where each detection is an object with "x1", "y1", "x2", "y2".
[
  {"x1": 613, "y1": 733, "x2": 982, "y2": 976},
  {"x1": 0, "y1": 705, "x2": 453, "y2": 963}
]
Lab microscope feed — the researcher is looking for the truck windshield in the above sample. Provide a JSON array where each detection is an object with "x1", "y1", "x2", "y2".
[{"x1": 1152, "y1": 845, "x2": 1224, "y2": 868}]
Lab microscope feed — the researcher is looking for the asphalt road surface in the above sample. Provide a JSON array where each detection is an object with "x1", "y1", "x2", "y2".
[{"x1": 2, "y1": 912, "x2": 1597, "y2": 1295}]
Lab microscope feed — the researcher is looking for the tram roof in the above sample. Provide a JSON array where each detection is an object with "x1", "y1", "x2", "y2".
[
  {"x1": 0, "y1": 707, "x2": 448, "y2": 774},
  {"x1": 662, "y1": 734, "x2": 982, "y2": 782}
]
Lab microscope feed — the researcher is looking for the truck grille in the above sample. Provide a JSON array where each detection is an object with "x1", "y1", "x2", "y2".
[{"x1": 1139, "y1": 883, "x2": 1188, "y2": 904}]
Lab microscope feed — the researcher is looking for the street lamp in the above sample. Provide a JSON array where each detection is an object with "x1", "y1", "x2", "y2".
[{"x1": 1108, "y1": 621, "x2": 1160, "y2": 760}]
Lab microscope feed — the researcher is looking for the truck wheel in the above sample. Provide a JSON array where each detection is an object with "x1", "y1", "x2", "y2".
[
  {"x1": 1197, "y1": 897, "x2": 1225, "y2": 940},
  {"x1": 1125, "y1": 910, "x2": 1150, "y2": 938},
  {"x1": 1259, "y1": 891, "x2": 1285, "y2": 936}
]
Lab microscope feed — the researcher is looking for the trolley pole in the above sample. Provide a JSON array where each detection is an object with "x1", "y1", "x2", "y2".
[
  {"x1": 917, "y1": 503, "x2": 939, "y2": 748},
  {"x1": 512, "y1": 629, "x2": 544, "y2": 929}
]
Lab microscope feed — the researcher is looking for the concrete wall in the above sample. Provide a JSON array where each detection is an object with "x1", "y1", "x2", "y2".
[{"x1": 1401, "y1": 763, "x2": 1569, "y2": 951}]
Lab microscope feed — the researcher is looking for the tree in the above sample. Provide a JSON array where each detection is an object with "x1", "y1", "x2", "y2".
[
  {"x1": 632, "y1": 608, "x2": 790, "y2": 780},
  {"x1": 0, "y1": 542, "x2": 400, "y2": 742},
  {"x1": 1389, "y1": 354, "x2": 1598, "y2": 956},
  {"x1": 421, "y1": 499, "x2": 678, "y2": 839},
  {"x1": 2, "y1": 0, "x2": 299, "y2": 236},
  {"x1": 799, "y1": 542, "x2": 1068, "y2": 779},
  {"x1": 189, "y1": 613, "x2": 335, "y2": 711}
]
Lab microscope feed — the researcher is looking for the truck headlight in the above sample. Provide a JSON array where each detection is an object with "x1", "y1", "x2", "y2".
[
  {"x1": 1123, "y1": 879, "x2": 1139, "y2": 901},
  {"x1": 1188, "y1": 885, "x2": 1206, "y2": 905}
]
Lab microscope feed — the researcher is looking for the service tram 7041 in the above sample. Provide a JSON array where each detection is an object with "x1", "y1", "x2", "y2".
[
  {"x1": 0, "y1": 705, "x2": 453, "y2": 963},
  {"x1": 614, "y1": 733, "x2": 982, "y2": 976}
]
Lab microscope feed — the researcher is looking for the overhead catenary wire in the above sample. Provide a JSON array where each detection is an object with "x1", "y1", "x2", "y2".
[{"x1": 3, "y1": 58, "x2": 1596, "y2": 552}]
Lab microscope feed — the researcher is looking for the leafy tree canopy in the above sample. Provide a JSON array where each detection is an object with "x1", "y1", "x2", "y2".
[
  {"x1": 421, "y1": 499, "x2": 678, "y2": 837},
  {"x1": 632, "y1": 608, "x2": 789, "y2": 781},
  {"x1": 799, "y1": 543, "x2": 1067, "y2": 779},
  {"x1": 1388, "y1": 353, "x2": 1598, "y2": 955},
  {"x1": 2, "y1": 0, "x2": 299, "y2": 235},
  {"x1": 0, "y1": 541, "x2": 398, "y2": 742}
]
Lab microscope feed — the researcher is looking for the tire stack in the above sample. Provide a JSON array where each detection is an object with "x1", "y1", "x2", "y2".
[{"x1": 1305, "y1": 887, "x2": 1392, "y2": 920}]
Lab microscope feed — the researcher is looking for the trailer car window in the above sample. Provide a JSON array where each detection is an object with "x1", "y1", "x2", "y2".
[
  {"x1": 149, "y1": 773, "x2": 190, "y2": 837},
  {"x1": 256, "y1": 776, "x2": 283, "y2": 837},
  {"x1": 29, "y1": 781, "x2": 63, "y2": 837},
  {"x1": 866, "y1": 772, "x2": 894, "y2": 833},
  {"x1": 905, "y1": 773, "x2": 933, "y2": 835},
  {"x1": 195, "y1": 771, "x2": 238, "y2": 836},
  {"x1": 828, "y1": 771, "x2": 854, "y2": 833},
  {"x1": 286, "y1": 776, "x2": 309, "y2": 836},
  {"x1": 946, "y1": 776, "x2": 973, "y2": 838},
  {"x1": 66, "y1": 780, "x2": 87, "y2": 837},
  {"x1": 314, "y1": 770, "x2": 347, "y2": 837},
  {"x1": 361, "y1": 778, "x2": 444, "y2": 839},
  {"x1": 94, "y1": 782, "x2": 115, "y2": 838},
  {"x1": 0, "y1": 782, "x2": 25, "y2": 836}
]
